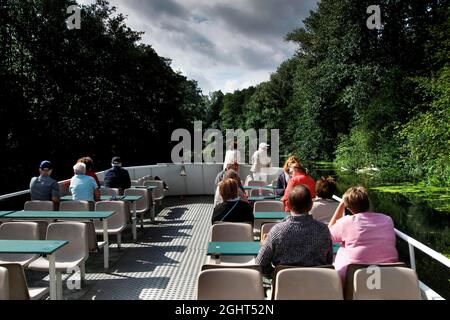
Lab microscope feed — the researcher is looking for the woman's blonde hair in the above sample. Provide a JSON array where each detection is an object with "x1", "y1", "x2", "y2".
[
  {"x1": 343, "y1": 186, "x2": 370, "y2": 213},
  {"x1": 283, "y1": 155, "x2": 301, "y2": 173}
]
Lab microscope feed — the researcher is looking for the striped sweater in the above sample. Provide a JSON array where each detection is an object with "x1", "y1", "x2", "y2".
[{"x1": 256, "y1": 214, "x2": 333, "y2": 276}]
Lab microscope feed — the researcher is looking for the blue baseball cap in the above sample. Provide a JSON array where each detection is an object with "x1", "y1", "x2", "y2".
[{"x1": 39, "y1": 160, "x2": 53, "y2": 170}]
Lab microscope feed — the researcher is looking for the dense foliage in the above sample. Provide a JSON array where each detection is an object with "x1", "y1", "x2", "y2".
[
  {"x1": 206, "y1": 0, "x2": 449, "y2": 186},
  {"x1": 0, "y1": 0, "x2": 206, "y2": 194}
]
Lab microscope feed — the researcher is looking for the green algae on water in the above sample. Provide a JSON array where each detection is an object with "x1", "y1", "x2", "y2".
[{"x1": 370, "y1": 183, "x2": 450, "y2": 212}]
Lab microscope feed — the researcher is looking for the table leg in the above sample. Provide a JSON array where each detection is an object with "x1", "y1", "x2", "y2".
[
  {"x1": 48, "y1": 253, "x2": 57, "y2": 300},
  {"x1": 132, "y1": 201, "x2": 137, "y2": 241},
  {"x1": 214, "y1": 255, "x2": 221, "y2": 265},
  {"x1": 103, "y1": 219, "x2": 109, "y2": 271},
  {"x1": 151, "y1": 190, "x2": 155, "y2": 222}
]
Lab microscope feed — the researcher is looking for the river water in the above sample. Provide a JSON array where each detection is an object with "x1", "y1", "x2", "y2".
[{"x1": 306, "y1": 162, "x2": 450, "y2": 299}]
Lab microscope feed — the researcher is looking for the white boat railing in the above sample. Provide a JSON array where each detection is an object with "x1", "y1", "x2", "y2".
[{"x1": 333, "y1": 195, "x2": 448, "y2": 300}]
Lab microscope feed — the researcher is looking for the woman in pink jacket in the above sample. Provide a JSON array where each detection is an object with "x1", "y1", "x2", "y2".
[{"x1": 328, "y1": 186, "x2": 399, "y2": 281}]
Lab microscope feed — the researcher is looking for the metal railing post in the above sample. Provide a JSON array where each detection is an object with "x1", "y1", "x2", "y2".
[{"x1": 409, "y1": 243, "x2": 416, "y2": 270}]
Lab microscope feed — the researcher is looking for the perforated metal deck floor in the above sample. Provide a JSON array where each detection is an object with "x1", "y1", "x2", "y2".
[{"x1": 77, "y1": 196, "x2": 213, "y2": 300}]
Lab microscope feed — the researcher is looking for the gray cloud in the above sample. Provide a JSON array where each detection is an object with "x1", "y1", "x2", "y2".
[
  {"x1": 125, "y1": 0, "x2": 188, "y2": 19},
  {"x1": 79, "y1": 0, "x2": 318, "y2": 93}
]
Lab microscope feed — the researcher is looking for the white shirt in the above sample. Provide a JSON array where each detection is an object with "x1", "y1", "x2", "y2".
[
  {"x1": 250, "y1": 149, "x2": 272, "y2": 173},
  {"x1": 223, "y1": 149, "x2": 241, "y2": 169}
]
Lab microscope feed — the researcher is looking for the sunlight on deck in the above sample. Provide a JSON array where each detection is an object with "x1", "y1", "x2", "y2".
[{"x1": 77, "y1": 197, "x2": 213, "y2": 300}]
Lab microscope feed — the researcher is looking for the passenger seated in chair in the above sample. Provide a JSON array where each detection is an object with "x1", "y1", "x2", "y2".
[
  {"x1": 256, "y1": 185, "x2": 332, "y2": 277},
  {"x1": 214, "y1": 161, "x2": 239, "y2": 190},
  {"x1": 328, "y1": 186, "x2": 399, "y2": 281},
  {"x1": 281, "y1": 162, "x2": 315, "y2": 212},
  {"x1": 213, "y1": 169, "x2": 247, "y2": 206},
  {"x1": 274, "y1": 155, "x2": 300, "y2": 197},
  {"x1": 310, "y1": 176, "x2": 339, "y2": 224},
  {"x1": 104, "y1": 156, "x2": 131, "y2": 192},
  {"x1": 69, "y1": 162, "x2": 100, "y2": 202},
  {"x1": 29, "y1": 160, "x2": 60, "y2": 207},
  {"x1": 211, "y1": 178, "x2": 253, "y2": 225}
]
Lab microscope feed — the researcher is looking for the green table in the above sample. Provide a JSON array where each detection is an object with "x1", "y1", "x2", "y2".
[
  {"x1": 61, "y1": 195, "x2": 142, "y2": 241},
  {"x1": 0, "y1": 239, "x2": 68, "y2": 300},
  {"x1": 248, "y1": 196, "x2": 281, "y2": 201},
  {"x1": 254, "y1": 211, "x2": 287, "y2": 219},
  {"x1": 61, "y1": 195, "x2": 142, "y2": 202},
  {"x1": 243, "y1": 186, "x2": 275, "y2": 190},
  {"x1": 133, "y1": 185, "x2": 158, "y2": 190},
  {"x1": 207, "y1": 241, "x2": 341, "y2": 263},
  {"x1": 4, "y1": 211, "x2": 114, "y2": 270},
  {"x1": 208, "y1": 241, "x2": 261, "y2": 256},
  {"x1": 0, "y1": 211, "x2": 14, "y2": 217}
]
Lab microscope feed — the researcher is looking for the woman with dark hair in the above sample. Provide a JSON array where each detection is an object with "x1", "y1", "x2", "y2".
[
  {"x1": 275, "y1": 155, "x2": 300, "y2": 197},
  {"x1": 213, "y1": 169, "x2": 247, "y2": 206},
  {"x1": 211, "y1": 178, "x2": 253, "y2": 224},
  {"x1": 329, "y1": 186, "x2": 399, "y2": 281},
  {"x1": 310, "y1": 176, "x2": 339, "y2": 224}
]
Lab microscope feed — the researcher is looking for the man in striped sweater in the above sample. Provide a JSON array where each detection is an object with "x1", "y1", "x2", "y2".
[{"x1": 256, "y1": 184, "x2": 333, "y2": 277}]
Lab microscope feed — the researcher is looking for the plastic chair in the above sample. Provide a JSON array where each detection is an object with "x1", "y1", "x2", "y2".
[
  {"x1": 143, "y1": 180, "x2": 165, "y2": 213},
  {"x1": 244, "y1": 175, "x2": 253, "y2": 186},
  {"x1": 0, "y1": 263, "x2": 48, "y2": 300},
  {"x1": 260, "y1": 222, "x2": 277, "y2": 244},
  {"x1": 28, "y1": 222, "x2": 89, "y2": 300},
  {"x1": 59, "y1": 201, "x2": 98, "y2": 252},
  {"x1": 249, "y1": 189, "x2": 274, "y2": 197},
  {"x1": 254, "y1": 201, "x2": 284, "y2": 212},
  {"x1": 94, "y1": 201, "x2": 128, "y2": 250},
  {"x1": 352, "y1": 266, "x2": 421, "y2": 300},
  {"x1": 253, "y1": 201, "x2": 284, "y2": 236},
  {"x1": 197, "y1": 269, "x2": 265, "y2": 300},
  {"x1": 247, "y1": 180, "x2": 266, "y2": 187},
  {"x1": 124, "y1": 188, "x2": 152, "y2": 226},
  {"x1": 100, "y1": 188, "x2": 120, "y2": 196},
  {"x1": 59, "y1": 200, "x2": 91, "y2": 211},
  {"x1": 0, "y1": 222, "x2": 40, "y2": 267},
  {"x1": 130, "y1": 180, "x2": 140, "y2": 186},
  {"x1": 273, "y1": 267, "x2": 342, "y2": 300},
  {"x1": 24, "y1": 200, "x2": 55, "y2": 211},
  {"x1": 211, "y1": 222, "x2": 254, "y2": 242},
  {"x1": 201, "y1": 264, "x2": 262, "y2": 272},
  {"x1": 210, "y1": 223, "x2": 255, "y2": 264},
  {"x1": 23, "y1": 201, "x2": 55, "y2": 239},
  {"x1": 344, "y1": 262, "x2": 407, "y2": 300},
  {"x1": 0, "y1": 266, "x2": 9, "y2": 300}
]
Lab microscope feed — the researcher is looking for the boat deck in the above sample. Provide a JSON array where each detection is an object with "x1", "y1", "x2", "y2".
[{"x1": 27, "y1": 196, "x2": 213, "y2": 300}]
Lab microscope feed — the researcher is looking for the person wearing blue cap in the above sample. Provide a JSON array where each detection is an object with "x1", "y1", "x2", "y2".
[
  {"x1": 29, "y1": 160, "x2": 60, "y2": 206},
  {"x1": 104, "y1": 156, "x2": 131, "y2": 193}
]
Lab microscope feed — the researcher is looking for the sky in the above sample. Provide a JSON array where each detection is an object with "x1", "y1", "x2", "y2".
[{"x1": 78, "y1": 0, "x2": 318, "y2": 94}]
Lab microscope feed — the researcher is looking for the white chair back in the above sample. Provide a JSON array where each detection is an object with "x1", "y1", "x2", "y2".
[
  {"x1": 197, "y1": 269, "x2": 264, "y2": 300},
  {"x1": 0, "y1": 266, "x2": 9, "y2": 300},
  {"x1": 94, "y1": 201, "x2": 128, "y2": 233},
  {"x1": 274, "y1": 268, "x2": 343, "y2": 300},
  {"x1": 24, "y1": 201, "x2": 54, "y2": 211},
  {"x1": 0, "y1": 222, "x2": 40, "y2": 266},
  {"x1": 46, "y1": 222, "x2": 89, "y2": 263},
  {"x1": 353, "y1": 267, "x2": 421, "y2": 300}
]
